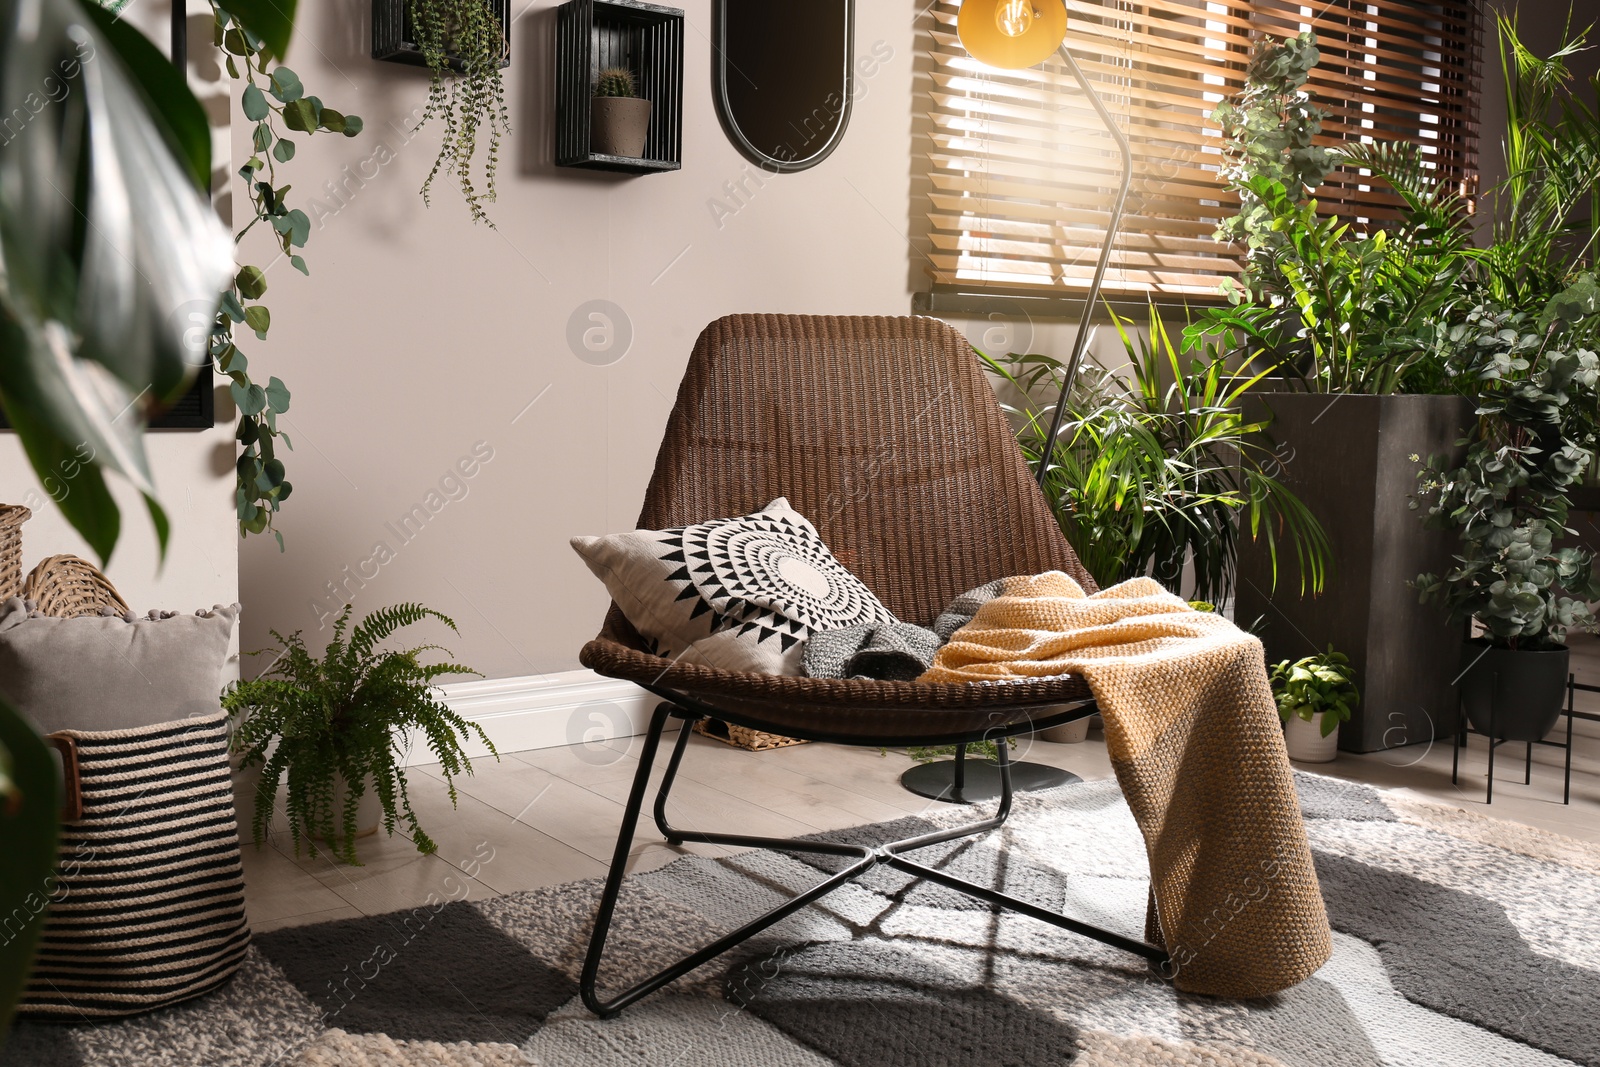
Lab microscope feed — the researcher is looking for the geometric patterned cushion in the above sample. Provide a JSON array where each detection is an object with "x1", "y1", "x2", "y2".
[{"x1": 571, "y1": 497, "x2": 895, "y2": 674}]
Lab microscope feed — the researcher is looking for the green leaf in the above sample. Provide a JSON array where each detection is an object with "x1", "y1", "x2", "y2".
[
  {"x1": 78, "y1": 1, "x2": 213, "y2": 190},
  {"x1": 253, "y1": 122, "x2": 274, "y2": 153},
  {"x1": 285, "y1": 209, "x2": 311, "y2": 247},
  {"x1": 289, "y1": 255, "x2": 309, "y2": 276},
  {"x1": 236, "y1": 265, "x2": 268, "y2": 300},
  {"x1": 265, "y1": 376, "x2": 291, "y2": 413},
  {"x1": 282, "y1": 98, "x2": 317, "y2": 133},
  {"x1": 343, "y1": 115, "x2": 364, "y2": 137},
  {"x1": 319, "y1": 109, "x2": 347, "y2": 134},
  {"x1": 272, "y1": 138, "x2": 296, "y2": 163},
  {"x1": 237, "y1": 415, "x2": 260, "y2": 446},
  {"x1": 232, "y1": 382, "x2": 268, "y2": 417},
  {"x1": 215, "y1": 0, "x2": 299, "y2": 62},
  {"x1": 242, "y1": 82, "x2": 270, "y2": 121},
  {"x1": 220, "y1": 291, "x2": 247, "y2": 322},
  {"x1": 244, "y1": 305, "x2": 271, "y2": 338},
  {"x1": 269, "y1": 66, "x2": 305, "y2": 103}
]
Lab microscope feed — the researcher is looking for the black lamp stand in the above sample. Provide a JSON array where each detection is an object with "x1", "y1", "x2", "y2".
[{"x1": 901, "y1": 43, "x2": 1132, "y2": 805}]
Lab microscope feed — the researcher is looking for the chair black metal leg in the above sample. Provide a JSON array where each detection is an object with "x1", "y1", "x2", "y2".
[
  {"x1": 580, "y1": 703, "x2": 1168, "y2": 1018},
  {"x1": 1566, "y1": 675, "x2": 1575, "y2": 807},
  {"x1": 651, "y1": 709, "x2": 698, "y2": 845}
]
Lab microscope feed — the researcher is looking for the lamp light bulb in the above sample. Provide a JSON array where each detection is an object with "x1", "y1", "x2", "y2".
[{"x1": 995, "y1": 0, "x2": 1034, "y2": 38}]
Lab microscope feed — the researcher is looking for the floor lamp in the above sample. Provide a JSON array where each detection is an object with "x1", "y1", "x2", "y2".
[{"x1": 901, "y1": 0, "x2": 1133, "y2": 804}]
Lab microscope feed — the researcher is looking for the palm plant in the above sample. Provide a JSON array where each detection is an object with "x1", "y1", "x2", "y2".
[
  {"x1": 1471, "y1": 12, "x2": 1600, "y2": 313},
  {"x1": 982, "y1": 304, "x2": 1330, "y2": 606},
  {"x1": 224, "y1": 603, "x2": 494, "y2": 865}
]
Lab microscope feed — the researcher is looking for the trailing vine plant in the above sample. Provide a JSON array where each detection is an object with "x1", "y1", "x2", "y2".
[
  {"x1": 411, "y1": 0, "x2": 509, "y2": 225},
  {"x1": 212, "y1": 4, "x2": 363, "y2": 546}
]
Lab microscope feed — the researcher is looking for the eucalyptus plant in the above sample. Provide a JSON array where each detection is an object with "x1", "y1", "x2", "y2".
[
  {"x1": 411, "y1": 0, "x2": 509, "y2": 226},
  {"x1": 224, "y1": 603, "x2": 494, "y2": 865},
  {"x1": 1210, "y1": 31, "x2": 1336, "y2": 300},
  {"x1": 212, "y1": 2, "x2": 362, "y2": 546},
  {"x1": 983, "y1": 303, "x2": 1330, "y2": 606},
  {"x1": 1413, "y1": 294, "x2": 1600, "y2": 649}
]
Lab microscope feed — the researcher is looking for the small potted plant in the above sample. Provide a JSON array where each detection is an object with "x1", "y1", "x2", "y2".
[
  {"x1": 1270, "y1": 647, "x2": 1359, "y2": 762},
  {"x1": 223, "y1": 603, "x2": 495, "y2": 865},
  {"x1": 592, "y1": 66, "x2": 650, "y2": 158},
  {"x1": 1414, "y1": 294, "x2": 1600, "y2": 744}
]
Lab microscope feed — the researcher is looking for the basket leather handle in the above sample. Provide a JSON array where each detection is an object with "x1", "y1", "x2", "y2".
[{"x1": 44, "y1": 733, "x2": 82, "y2": 821}]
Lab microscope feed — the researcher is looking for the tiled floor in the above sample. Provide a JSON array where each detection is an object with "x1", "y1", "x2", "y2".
[{"x1": 242, "y1": 704, "x2": 1599, "y2": 933}]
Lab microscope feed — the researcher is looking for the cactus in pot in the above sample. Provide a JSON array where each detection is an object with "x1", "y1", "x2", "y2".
[{"x1": 592, "y1": 65, "x2": 651, "y2": 158}]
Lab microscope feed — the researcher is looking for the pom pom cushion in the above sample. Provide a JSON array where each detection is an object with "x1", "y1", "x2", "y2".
[
  {"x1": 0, "y1": 598, "x2": 240, "y2": 735},
  {"x1": 572, "y1": 498, "x2": 893, "y2": 674}
]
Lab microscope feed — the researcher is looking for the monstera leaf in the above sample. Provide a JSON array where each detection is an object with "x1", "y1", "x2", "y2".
[{"x1": 0, "y1": 0, "x2": 233, "y2": 563}]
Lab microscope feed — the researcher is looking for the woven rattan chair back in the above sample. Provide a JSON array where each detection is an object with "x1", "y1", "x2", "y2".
[{"x1": 633, "y1": 314, "x2": 1092, "y2": 626}]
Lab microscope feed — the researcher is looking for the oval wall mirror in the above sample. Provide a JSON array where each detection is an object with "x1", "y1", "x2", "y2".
[{"x1": 714, "y1": 0, "x2": 855, "y2": 172}]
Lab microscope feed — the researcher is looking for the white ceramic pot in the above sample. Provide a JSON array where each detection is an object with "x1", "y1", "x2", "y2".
[
  {"x1": 1037, "y1": 717, "x2": 1091, "y2": 744},
  {"x1": 1284, "y1": 711, "x2": 1339, "y2": 763},
  {"x1": 314, "y1": 774, "x2": 382, "y2": 842}
]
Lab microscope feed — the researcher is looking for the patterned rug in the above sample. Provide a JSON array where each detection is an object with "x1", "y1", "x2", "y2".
[{"x1": 4, "y1": 771, "x2": 1597, "y2": 1066}]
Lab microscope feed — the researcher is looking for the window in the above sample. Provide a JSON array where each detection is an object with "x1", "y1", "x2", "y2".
[{"x1": 916, "y1": 0, "x2": 1482, "y2": 302}]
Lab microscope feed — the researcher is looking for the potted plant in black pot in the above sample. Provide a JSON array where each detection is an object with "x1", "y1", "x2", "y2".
[
  {"x1": 592, "y1": 66, "x2": 650, "y2": 158},
  {"x1": 1414, "y1": 294, "x2": 1600, "y2": 743},
  {"x1": 223, "y1": 603, "x2": 495, "y2": 865}
]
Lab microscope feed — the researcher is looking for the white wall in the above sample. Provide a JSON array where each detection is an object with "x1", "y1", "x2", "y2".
[{"x1": 234, "y1": 0, "x2": 1101, "y2": 677}]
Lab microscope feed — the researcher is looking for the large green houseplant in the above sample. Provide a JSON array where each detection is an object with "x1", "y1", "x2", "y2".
[
  {"x1": 1413, "y1": 295, "x2": 1600, "y2": 741},
  {"x1": 224, "y1": 604, "x2": 495, "y2": 865}
]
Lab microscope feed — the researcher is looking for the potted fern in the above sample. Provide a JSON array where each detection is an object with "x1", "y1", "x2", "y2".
[
  {"x1": 223, "y1": 603, "x2": 495, "y2": 865},
  {"x1": 593, "y1": 66, "x2": 650, "y2": 158},
  {"x1": 1270, "y1": 648, "x2": 1359, "y2": 763}
]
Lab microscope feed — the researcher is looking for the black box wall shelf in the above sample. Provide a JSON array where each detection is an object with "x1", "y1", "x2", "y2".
[
  {"x1": 556, "y1": 0, "x2": 684, "y2": 174},
  {"x1": 0, "y1": 364, "x2": 213, "y2": 432},
  {"x1": 373, "y1": 0, "x2": 511, "y2": 72}
]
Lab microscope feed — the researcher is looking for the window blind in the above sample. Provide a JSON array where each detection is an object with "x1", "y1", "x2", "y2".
[{"x1": 919, "y1": 0, "x2": 1482, "y2": 301}]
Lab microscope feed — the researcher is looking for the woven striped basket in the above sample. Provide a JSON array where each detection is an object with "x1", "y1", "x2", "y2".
[{"x1": 19, "y1": 713, "x2": 251, "y2": 1018}]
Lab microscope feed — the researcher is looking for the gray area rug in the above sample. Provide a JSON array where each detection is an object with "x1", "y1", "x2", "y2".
[{"x1": 4, "y1": 771, "x2": 1597, "y2": 1066}]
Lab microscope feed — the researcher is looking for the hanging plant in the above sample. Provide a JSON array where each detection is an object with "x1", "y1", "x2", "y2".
[
  {"x1": 411, "y1": 0, "x2": 510, "y2": 226},
  {"x1": 214, "y1": 3, "x2": 364, "y2": 547}
]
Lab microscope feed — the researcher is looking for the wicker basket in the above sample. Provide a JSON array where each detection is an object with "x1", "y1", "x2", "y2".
[
  {"x1": 23, "y1": 554, "x2": 131, "y2": 619},
  {"x1": 0, "y1": 503, "x2": 29, "y2": 602},
  {"x1": 692, "y1": 717, "x2": 808, "y2": 752}
]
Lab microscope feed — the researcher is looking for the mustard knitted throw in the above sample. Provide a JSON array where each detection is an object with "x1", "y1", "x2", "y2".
[{"x1": 920, "y1": 572, "x2": 1332, "y2": 997}]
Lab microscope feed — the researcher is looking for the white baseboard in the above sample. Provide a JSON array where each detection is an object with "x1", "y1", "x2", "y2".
[{"x1": 401, "y1": 669, "x2": 665, "y2": 767}]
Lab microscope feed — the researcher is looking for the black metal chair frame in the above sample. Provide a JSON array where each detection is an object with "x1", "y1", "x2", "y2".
[{"x1": 579, "y1": 686, "x2": 1172, "y2": 1018}]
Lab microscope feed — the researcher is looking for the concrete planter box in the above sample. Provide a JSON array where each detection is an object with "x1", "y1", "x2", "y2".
[{"x1": 1235, "y1": 393, "x2": 1473, "y2": 752}]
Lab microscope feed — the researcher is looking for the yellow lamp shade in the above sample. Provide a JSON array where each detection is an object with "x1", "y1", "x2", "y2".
[{"x1": 956, "y1": 0, "x2": 1067, "y2": 70}]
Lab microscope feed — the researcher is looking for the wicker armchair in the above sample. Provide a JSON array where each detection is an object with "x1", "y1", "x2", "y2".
[{"x1": 578, "y1": 315, "x2": 1168, "y2": 1016}]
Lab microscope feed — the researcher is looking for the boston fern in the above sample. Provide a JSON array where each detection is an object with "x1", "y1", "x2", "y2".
[
  {"x1": 224, "y1": 604, "x2": 494, "y2": 865},
  {"x1": 1413, "y1": 295, "x2": 1600, "y2": 649},
  {"x1": 411, "y1": 0, "x2": 509, "y2": 225}
]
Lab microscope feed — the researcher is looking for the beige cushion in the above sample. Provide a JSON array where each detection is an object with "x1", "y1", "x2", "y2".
[
  {"x1": 0, "y1": 598, "x2": 239, "y2": 736},
  {"x1": 571, "y1": 498, "x2": 894, "y2": 675}
]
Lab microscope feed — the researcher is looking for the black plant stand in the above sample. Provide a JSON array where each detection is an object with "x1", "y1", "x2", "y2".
[
  {"x1": 1453, "y1": 673, "x2": 1600, "y2": 804},
  {"x1": 900, "y1": 743, "x2": 1081, "y2": 804}
]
